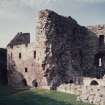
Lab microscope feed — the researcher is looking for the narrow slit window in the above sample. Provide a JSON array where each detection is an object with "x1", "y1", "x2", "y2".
[
  {"x1": 99, "y1": 35, "x2": 104, "y2": 46},
  {"x1": 19, "y1": 53, "x2": 21, "y2": 59},
  {"x1": 25, "y1": 68, "x2": 28, "y2": 72},
  {"x1": 34, "y1": 51, "x2": 36, "y2": 59}
]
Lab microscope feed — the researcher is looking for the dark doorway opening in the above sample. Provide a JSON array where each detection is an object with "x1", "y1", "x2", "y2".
[
  {"x1": 19, "y1": 53, "x2": 21, "y2": 59},
  {"x1": 90, "y1": 80, "x2": 99, "y2": 86},
  {"x1": 22, "y1": 79, "x2": 27, "y2": 86},
  {"x1": 32, "y1": 80, "x2": 38, "y2": 88},
  {"x1": 69, "y1": 80, "x2": 74, "y2": 84},
  {"x1": 25, "y1": 68, "x2": 28, "y2": 72},
  {"x1": 99, "y1": 35, "x2": 104, "y2": 46}
]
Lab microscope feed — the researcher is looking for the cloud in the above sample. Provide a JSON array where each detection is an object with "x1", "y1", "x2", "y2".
[
  {"x1": 0, "y1": 0, "x2": 36, "y2": 20},
  {"x1": 75, "y1": 0, "x2": 105, "y2": 3},
  {"x1": 46, "y1": 0, "x2": 57, "y2": 3},
  {"x1": 20, "y1": 0, "x2": 41, "y2": 8}
]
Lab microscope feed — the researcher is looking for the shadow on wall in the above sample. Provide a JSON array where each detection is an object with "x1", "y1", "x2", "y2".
[
  {"x1": 82, "y1": 28, "x2": 105, "y2": 79},
  {"x1": 7, "y1": 55, "x2": 29, "y2": 88},
  {"x1": 0, "y1": 48, "x2": 8, "y2": 85},
  {"x1": 7, "y1": 54, "x2": 39, "y2": 88}
]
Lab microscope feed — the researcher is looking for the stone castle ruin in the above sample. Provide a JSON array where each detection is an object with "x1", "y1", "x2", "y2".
[{"x1": 0, "y1": 9, "x2": 105, "y2": 105}]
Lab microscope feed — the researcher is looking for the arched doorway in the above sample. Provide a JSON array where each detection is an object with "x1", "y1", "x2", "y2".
[
  {"x1": 90, "y1": 80, "x2": 99, "y2": 86},
  {"x1": 22, "y1": 79, "x2": 27, "y2": 86},
  {"x1": 32, "y1": 80, "x2": 38, "y2": 88},
  {"x1": 69, "y1": 80, "x2": 74, "y2": 84}
]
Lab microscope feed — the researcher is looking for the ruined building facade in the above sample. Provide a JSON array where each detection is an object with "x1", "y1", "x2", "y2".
[
  {"x1": 7, "y1": 32, "x2": 37, "y2": 87},
  {"x1": 7, "y1": 10, "x2": 105, "y2": 89}
]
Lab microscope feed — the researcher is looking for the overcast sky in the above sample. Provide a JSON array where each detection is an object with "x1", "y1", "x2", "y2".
[{"x1": 0, "y1": 0, "x2": 105, "y2": 48}]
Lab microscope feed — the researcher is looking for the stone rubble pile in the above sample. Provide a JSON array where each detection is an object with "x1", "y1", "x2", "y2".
[
  {"x1": 57, "y1": 84, "x2": 82, "y2": 95},
  {"x1": 78, "y1": 86, "x2": 105, "y2": 105},
  {"x1": 57, "y1": 83, "x2": 105, "y2": 105}
]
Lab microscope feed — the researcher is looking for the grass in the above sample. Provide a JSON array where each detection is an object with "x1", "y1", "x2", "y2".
[{"x1": 0, "y1": 85, "x2": 94, "y2": 105}]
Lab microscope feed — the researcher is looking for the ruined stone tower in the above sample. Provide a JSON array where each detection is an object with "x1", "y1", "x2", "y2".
[{"x1": 35, "y1": 9, "x2": 88, "y2": 88}]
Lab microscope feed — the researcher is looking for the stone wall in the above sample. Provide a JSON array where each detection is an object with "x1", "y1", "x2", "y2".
[
  {"x1": 7, "y1": 43, "x2": 36, "y2": 88},
  {"x1": 88, "y1": 25, "x2": 105, "y2": 37},
  {"x1": 57, "y1": 84, "x2": 82, "y2": 95},
  {"x1": 79, "y1": 86, "x2": 105, "y2": 105},
  {"x1": 83, "y1": 77, "x2": 105, "y2": 86},
  {"x1": 0, "y1": 48, "x2": 7, "y2": 85},
  {"x1": 34, "y1": 9, "x2": 105, "y2": 89},
  {"x1": 57, "y1": 81, "x2": 105, "y2": 105},
  {"x1": 82, "y1": 25, "x2": 105, "y2": 78},
  {"x1": 34, "y1": 10, "x2": 105, "y2": 105},
  {"x1": 35, "y1": 9, "x2": 91, "y2": 88}
]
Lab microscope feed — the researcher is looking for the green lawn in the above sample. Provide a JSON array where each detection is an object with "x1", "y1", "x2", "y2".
[{"x1": 0, "y1": 85, "x2": 94, "y2": 105}]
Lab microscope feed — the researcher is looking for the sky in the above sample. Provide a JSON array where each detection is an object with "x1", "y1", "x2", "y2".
[{"x1": 0, "y1": 0, "x2": 105, "y2": 48}]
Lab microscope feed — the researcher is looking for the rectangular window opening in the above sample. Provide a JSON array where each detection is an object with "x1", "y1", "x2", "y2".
[
  {"x1": 99, "y1": 35, "x2": 104, "y2": 46},
  {"x1": 19, "y1": 53, "x2": 21, "y2": 59},
  {"x1": 34, "y1": 51, "x2": 36, "y2": 59},
  {"x1": 25, "y1": 68, "x2": 28, "y2": 72}
]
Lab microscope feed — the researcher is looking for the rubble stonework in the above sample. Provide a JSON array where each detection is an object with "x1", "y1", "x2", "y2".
[
  {"x1": 78, "y1": 85, "x2": 105, "y2": 105},
  {"x1": 35, "y1": 9, "x2": 105, "y2": 88},
  {"x1": 35, "y1": 10, "x2": 105, "y2": 104},
  {"x1": 35, "y1": 9, "x2": 89, "y2": 88},
  {"x1": 6, "y1": 9, "x2": 105, "y2": 105}
]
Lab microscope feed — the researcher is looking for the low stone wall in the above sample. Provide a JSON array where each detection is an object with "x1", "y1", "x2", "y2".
[
  {"x1": 83, "y1": 77, "x2": 105, "y2": 86},
  {"x1": 78, "y1": 86, "x2": 105, "y2": 105},
  {"x1": 57, "y1": 84, "x2": 82, "y2": 95},
  {"x1": 57, "y1": 84, "x2": 105, "y2": 105}
]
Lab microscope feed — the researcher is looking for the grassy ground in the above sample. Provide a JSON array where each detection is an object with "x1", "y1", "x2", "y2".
[{"x1": 0, "y1": 85, "x2": 94, "y2": 105}]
